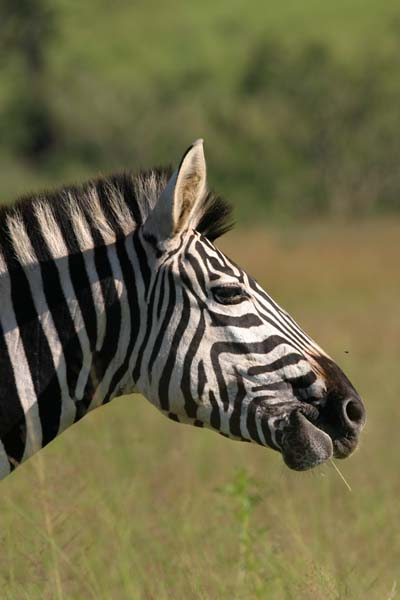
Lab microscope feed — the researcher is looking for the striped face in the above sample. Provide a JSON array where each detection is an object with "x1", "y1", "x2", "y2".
[{"x1": 139, "y1": 140, "x2": 366, "y2": 470}]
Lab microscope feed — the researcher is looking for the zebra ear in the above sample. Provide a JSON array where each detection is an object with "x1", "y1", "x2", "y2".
[{"x1": 143, "y1": 139, "x2": 207, "y2": 241}]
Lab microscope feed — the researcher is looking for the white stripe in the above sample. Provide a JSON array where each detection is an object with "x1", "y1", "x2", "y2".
[
  {"x1": 255, "y1": 412, "x2": 268, "y2": 446},
  {"x1": 122, "y1": 233, "x2": 149, "y2": 386},
  {"x1": 88, "y1": 247, "x2": 129, "y2": 409},
  {"x1": 36, "y1": 210, "x2": 94, "y2": 401},
  {"x1": 68, "y1": 196, "x2": 95, "y2": 251},
  {"x1": 69, "y1": 199, "x2": 107, "y2": 352},
  {"x1": 34, "y1": 202, "x2": 69, "y2": 259},
  {"x1": 7, "y1": 218, "x2": 77, "y2": 432},
  {"x1": 22, "y1": 261, "x2": 77, "y2": 433},
  {"x1": 81, "y1": 249, "x2": 107, "y2": 352},
  {"x1": 0, "y1": 263, "x2": 42, "y2": 459},
  {"x1": 6, "y1": 211, "x2": 36, "y2": 265},
  {"x1": 85, "y1": 188, "x2": 115, "y2": 245},
  {"x1": 107, "y1": 185, "x2": 136, "y2": 235}
]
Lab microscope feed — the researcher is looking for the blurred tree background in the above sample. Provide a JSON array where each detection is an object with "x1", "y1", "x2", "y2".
[{"x1": 1, "y1": 0, "x2": 400, "y2": 221}]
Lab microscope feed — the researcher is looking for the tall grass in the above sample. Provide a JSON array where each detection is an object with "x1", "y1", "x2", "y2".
[{"x1": 0, "y1": 220, "x2": 398, "y2": 599}]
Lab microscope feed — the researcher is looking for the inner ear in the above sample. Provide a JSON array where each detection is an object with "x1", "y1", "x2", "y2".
[
  {"x1": 143, "y1": 139, "x2": 207, "y2": 243},
  {"x1": 172, "y1": 139, "x2": 207, "y2": 233}
]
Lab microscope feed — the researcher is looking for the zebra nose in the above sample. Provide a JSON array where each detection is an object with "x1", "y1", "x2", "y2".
[{"x1": 342, "y1": 396, "x2": 366, "y2": 430}]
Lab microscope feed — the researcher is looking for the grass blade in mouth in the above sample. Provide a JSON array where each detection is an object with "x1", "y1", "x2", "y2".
[{"x1": 329, "y1": 459, "x2": 352, "y2": 492}]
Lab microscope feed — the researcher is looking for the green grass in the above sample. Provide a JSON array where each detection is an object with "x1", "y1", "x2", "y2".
[{"x1": 0, "y1": 220, "x2": 398, "y2": 599}]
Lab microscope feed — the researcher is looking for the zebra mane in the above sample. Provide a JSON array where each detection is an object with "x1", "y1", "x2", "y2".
[{"x1": 0, "y1": 167, "x2": 233, "y2": 265}]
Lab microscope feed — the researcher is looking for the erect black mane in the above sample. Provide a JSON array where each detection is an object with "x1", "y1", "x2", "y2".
[{"x1": 0, "y1": 166, "x2": 233, "y2": 253}]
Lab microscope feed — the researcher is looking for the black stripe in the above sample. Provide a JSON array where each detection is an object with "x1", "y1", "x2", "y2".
[
  {"x1": 246, "y1": 401, "x2": 263, "y2": 445},
  {"x1": 133, "y1": 232, "x2": 152, "y2": 299},
  {"x1": 94, "y1": 180, "x2": 125, "y2": 238},
  {"x1": 2, "y1": 237, "x2": 61, "y2": 446},
  {"x1": 158, "y1": 287, "x2": 191, "y2": 411},
  {"x1": 189, "y1": 243, "x2": 207, "y2": 291},
  {"x1": 0, "y1": 320, "x2": 26, "y2": 465},
  {"x1": 248, "y1": 353, "x2": 303, "y2": 376},
  {"x1": 52, "y1": 207, "x2": 98, "y2": 352},
  {"x1": 260, "y1": 414, "x2": 277, "y2": 449},
  {"x1": 209, "y1": 311, "x2": 263, "y2": 328},
  {"x1": 93, "y1": 245, "x2": 122, "y2": 371},
  {"x1": 228, "y1": 377, "x2": 247, "y2": 439},
  {"x1": 78, "y1": 209, "x2": 122, "y2": 407},
  {"x1": 147, "y1": 269, "x2": 175, "y2": 379},
  {"x1": 103, "y1": 237, "x2": 141, "y2": 402},
  {"x1": 68, "y1": 252, "x2": 98, "y2": 351},
  {"x1": 209, "y1": 390, "x2": 221, "y2": 430},
  {"x1": 156, "y1": 269, "x2": 166, "y2": 321},
  {"x1": 179, "y1": 257, "x2": 206, "y2": 419},
  {"x1": 197, "y1": 360, "x2": 206, "y2": 400},
  {"x1": 26, "y1": 211, "x2": 85, "y2": 402},
  {"x1": 133, "y1": 262, "x2": 162, "y2": 383},
  {"x1": 180, "y1": 305, "x2": 205, "y2": 419}
]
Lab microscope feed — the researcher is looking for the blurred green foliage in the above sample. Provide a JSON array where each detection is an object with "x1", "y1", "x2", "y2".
[
  {"x1": 1, "y1": 0, "x2": 400, "y2": 219},
  {"x1": 0, "y1": 0, "x2": 57, "y2": 157}
]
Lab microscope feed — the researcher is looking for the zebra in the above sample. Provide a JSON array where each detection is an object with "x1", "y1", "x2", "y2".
[{"x1": 0, "y1": 139, "x2": 365, "y2": 479}]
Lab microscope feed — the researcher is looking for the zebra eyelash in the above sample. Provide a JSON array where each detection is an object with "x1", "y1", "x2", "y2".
[{"x1": 211, "y1": 284, "x2": 249, "y2": 305}]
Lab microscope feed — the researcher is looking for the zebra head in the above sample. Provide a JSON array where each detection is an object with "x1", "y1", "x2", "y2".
[{"x1": 139, "y1": 140, "x2": 366, "y2": 470}]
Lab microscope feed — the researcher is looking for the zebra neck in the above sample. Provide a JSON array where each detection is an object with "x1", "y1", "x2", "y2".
[
  {"x1": 0, "y1": 231, "x2": 148, "y2": 477},
  {"x1": 53, "y1": 233, "x2": 145, "y2": 413}
]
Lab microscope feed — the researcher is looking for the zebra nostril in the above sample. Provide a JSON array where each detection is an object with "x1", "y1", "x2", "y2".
[{"x1": 343, "y1": 397, "x2": 365, "y2": 429}]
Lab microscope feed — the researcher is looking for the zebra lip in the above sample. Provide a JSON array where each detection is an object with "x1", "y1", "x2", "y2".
[
  {"x1": 332, "y1": 435, "x2": 358, "y2": 459},
  {"x1": 280, "y1": 409, "x2": 333, "y2": 471},
  {"x1": 301, "y1": 404, "x2": 359, "y2": 460}
]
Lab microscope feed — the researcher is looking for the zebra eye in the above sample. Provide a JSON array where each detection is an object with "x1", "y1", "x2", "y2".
[{"x1": 211, "y1": 285, "x2": 248, "y2": 305}]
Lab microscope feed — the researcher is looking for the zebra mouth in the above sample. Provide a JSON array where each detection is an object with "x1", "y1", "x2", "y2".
[
  {"x1": 279, "y1": 402, "x2": 361, "y2": 470},
  {"x1": 279, "y1": 408, "x2": 334, "y2": 471}
]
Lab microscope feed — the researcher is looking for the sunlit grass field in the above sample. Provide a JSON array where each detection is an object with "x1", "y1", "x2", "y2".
[{"x1": 0, "y1": 220, "x2": 398, "y2": 599}]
